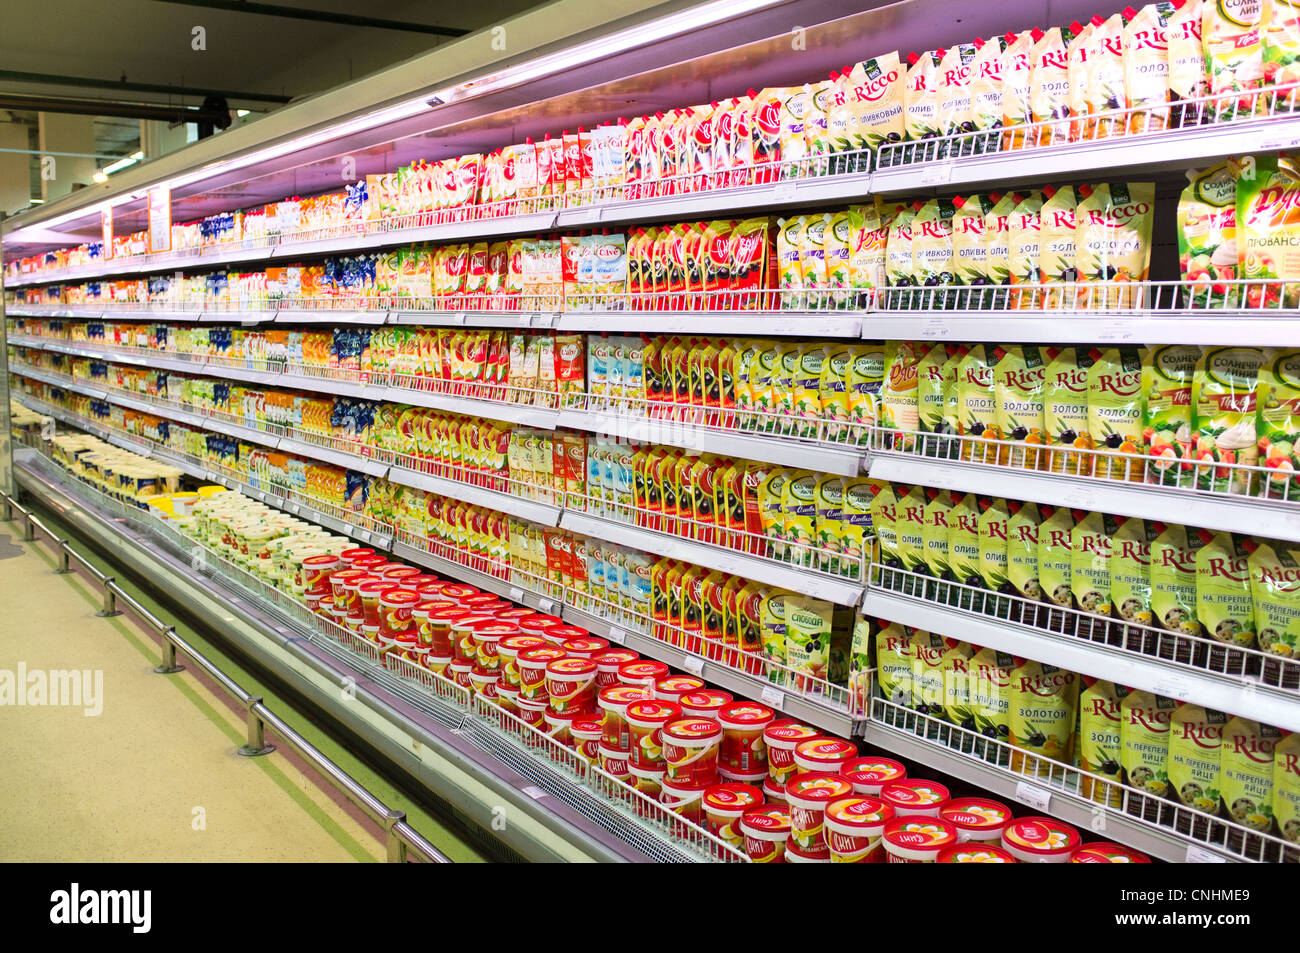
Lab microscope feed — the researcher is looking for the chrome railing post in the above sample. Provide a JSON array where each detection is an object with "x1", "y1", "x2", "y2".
[
  {"x1": 97, "y1": 578, "x2": 122, "y2": 617},
  {"x1": 238, "y1": 698, "x2": 275, "y2": 757},
  {"x1": 152, "y1": 629, "x2": 185, "y2": 674},
  {"x1": 54, "y1": 540, "x2": 72, "y2": 574},
  {"x1": 384, "y1": 810, "x2": 408, "y2": 863},
  {"x1": 22, "y1": 513, "x2": 35, "y2": 542}
]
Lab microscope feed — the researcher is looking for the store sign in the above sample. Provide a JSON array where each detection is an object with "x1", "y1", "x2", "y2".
[
  {"x1": 100, "y1": 208, "x2": 113, "y2": 260},
  {"x1": 147, "y1": 187, "x2": 171, "y2": 254}
]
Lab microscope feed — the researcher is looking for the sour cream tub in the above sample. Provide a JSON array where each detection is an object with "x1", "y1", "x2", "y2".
[
  {"x1": 702, "y1": 783, "x2": 764, "y2": 850},
  {"x1": 880, "y1": 779, "x2": 951, "y2": 818},
  {"x1": 785, "y1": 842, "x2": 831, "y2": 863},
  {"x1": 941, "y1": 797, "x2": 1013, "y2": 843},
  {"x1": 824, "y1": 795, "x2": 894, "y2": 863},
  {"x1": 659, "y1": 777, "x2": 708, "y2": 825},
  {"x1": 740, "y1": 805, "x2": 791, "y2": 863},
  {"x1": 517, "y1": 646, "x2": 567, "y2": 701},
  {"x1": 617, "y1": 660, "x2": 670, "y2": 690},
  {"x1": 662, "y1": 718, "x2": 723, "y2": 786},
  {"x1": 680, "y1": 689, "x2": 734, "y2": 722},
  {"x1": 938, "y1": 843, "x2": 1018, "y2": 863},
  {"x1": 653, "y1": 675, "x2": 707, "y2": 705},
  {"x1": 763, "y1": 776, "x2": 789, "y2": 804},
  {"x1": 470, "y1": 621, "x2": 515, "y2": 673},
  {"x1": 627, "y1": 763, "x2": 666, "y2": 815},
  {"x1": 423, "y1": 607, "x2": 472, "y2": 656},
  {"x1": 448, "y1": 660, "x2": 473, "y2": 691},
  {"x1": 1070, "y1": 842, "x2": 1151, "y2": 863},
  {"x1": 593, "y1": 649, "x2": 639, "y2": 687},
  {"x1": 545, "y1": 657, "x2": 598, "y2": 715},
  {"x1": 424, "y1": 653, "x2": 453, "y2": 677},
  {"x1": 720, "y1": 765, "x2": 769, "y2": 787},
  {"x1": 469, "y1": 669, "x2": 500, "y2": 701},
  {"x1": 625, "y1": 699, "x2": 682, "y2": 770},
  {"x1": 598, "y1": 684, "x2": 650, "y2": 748},
  {"x1": 498, "y1": 635, "x2": 547, "y2": 690},
  {"x1": 1001, "y1": 817, "x2": 1082, "y2": 863},
  {"x1": 793, "y1": 736, "x2": 857, "y2": 777},
  {"x1": 570, "y1": 715, "x2": 603, "y2": 765},
  {"x1": 328, "y1": 569, "x2": 368, "y2": 612},
  {"x1": 451, "y1": 615, "x2": 494, "y2": 666},
  {"x1": 301, "y1": 553, "x2": 339, "y2": 596},
  {"x1": 518, "y1": 613, "x2": 565, "y2": 642},
  {"x1": 558, "y1": 633, "x2": 609, "y2": 659},
  {"x1": 763, "y1": 721, "x2": 821, "y2": 788},
  {"x1": 338, "y1": 547, "x2": 375, "y2": 568},
  {"x1": 378, "y1": 589, "x2": 421, "y2": 642},
  {"x1": 842, "y1": 756, "x2": 908, "y2": 796},
  {"x1": 515, "y1": 695, "x2": 548, "y2": 736},
  {"x1": 718, "y1": 702, "x2": 775, "y2": 772},
  {"x1": 785, "y1": 773, "x2": 854, "y2": 859},
  {"x1": 598, "y1": 744, "x2": 632, "y2": 780},
  {"x1": 544, "y1": 709, "x2": 578, "y2": 746},
  {"x1": 882, "y1": 817, "x2": 960, "y2": 863}
]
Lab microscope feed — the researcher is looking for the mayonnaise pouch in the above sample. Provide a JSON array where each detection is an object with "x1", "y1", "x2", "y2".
[
  {"x1": 1221, "y1": 716, "x2": 1279, "y2": 833},
  {"x1": 1235, "y1": 153, "x2": 1300, "y2": 309},
  {"x1": 1039, "y1": 504, "x2": 1077, "y2": 615},
  {"x1": 781, "y1": 470, "x2": 818, "y2": 567},
  {"x1": 1028, "y1": 27, "x2": 1073, "y2": 147},
  {"x1": 1192, "y1": 345, "x2": 1264, "y2": 494},
  {"x1": 1008, "y1": 658, "x2": 1078, "y2": 771},
  {"x1": 956, "y1": 343, "x2": 998, "y2": 463},
  {"x1": 1038, "y1": 185, "x2": 1078, "y2": 307},
  {"x1": 983, "y1": 191, "x2": 1021, "y2": 302},
  {"x1": 1124, "y1": 2, "x2": 1176, "y2": 135},
  {"x1": 1084, "y1": 14, "x2": 1126, "y2": 139},
  {"x1": 841, "y1": 478, "x2": 872, "y2": 578},
  {"x1": 920, "y1": 487, "x2": 955, "y2": 595},
  {"x1": 848, "y1": 344, "x2": 886, "y2": 443},
  {"x1": 970, "y1": 645, "x2": 1014, "y2": 758},
  {"x1": 1150, "y1": 520, "x2": 1205, "y2": 643},
  {"x1": 784, "y1": 595, "x2": 833, "y2": 687},
  {"x1": 1067, "y1": 18, "x2": 1099, "y2": 140},
  {"x1": 1006, "y1": 499, "x2": 1043, "y2": 605},
  {"x1": 1204, "y1": 0, "x2": 1266, "y2": 119},
  {"x1": 1167, "y1": 702, "x2": 1226, "y2": 815},
  {"x1": 1196, "y1": 529, "x2": 1257, "y2": 652},
  {"x1": 1120, "y1": 689, "x2": 1174, "y2": 799},
  {"x1": 779, "y1": 86, "x2": 813, "y2": 174},
  {"x1": 910, "y1": 198, "x2": 957, "y2": 305},
  {"x1": 1071, "y1": 510, "x2": 1116, "y2": 625},
  {"x1": 1178, "y1": 162, "x2": 1237, "y2": 309},
  {"x1": 819, "y1": 345, "x2": 854, "y2": 440},
  {"x1": 1143, "y1": 343, "x2": 1199, "y2": 487},
  {"x1": 1260, "y1": 348, "x2": 1300, "y2": 500},
  {"x1": 879, "y1": 340, "x2": 921, "y2": 451},
  {"x1": 1168, "y1": 0, "x2": 1208, "y2": 123},
  {"x1": 799, "y1": 213, "x2": 831, "y2": 309},
  {"x1": 993, "y1": 344, "x2": 1047, "y2": 469},
  {"x1": 1274, "y1": 731, "x2": 1300, "y2": 847},
  {"x1": 758, "y1": 468, "x2": 789, "y2": 560},
  {"x1": 1007, "y1": 190, "x2": 1044, "y2": 308},
  {"x1": 951, "y1": 193, "x2": 994, "y2": 297},
  {"x1": 885, "y1": 201, "x2": 921, "y2": 302},
  {"x1": 947, "y1": 492, "x2": 983, "y2": 610},
  {"x1": 814, "y1": 475, "x2": 846, "y2": 575},
  {"x1": 776, "y1": 215, "x2": 805, "y2": 308},
  {"x1": 1075, "y1": 181, "x2": 1156, "y2": 309},
  {"x1": 875, "y1": 619, "x2": 915, "y2": 706},
  {"x1": 896, "y1": 484, "x2": 929, "y2": 587},
  {"x1": 870, "y1": 479, "x2": 901, "y2": 570},
  {"x1": 977, "y1": 496, "x2": 1011, "y2": 605},
  {"x1": 968, "y1": 36, "x2": 1006, "y2": 150},
  {"x1": 917, "y1": 341, "x2": 960, "y2": 441},
  {"x1": 1087, "y1": 345, "x2": 1146, "y2": 481},
  {"x1": 854, "y1": 52, "x2": 908, "y2": 157},
  {"x1": 935, "y1": 43, "x2": 979, "y2": 157},
  {"x1": 847, "y1": 201, "x2": 889, "y2": 307},
  {"x1": 904, "y1": 51, "x2": 943, "y2": 159},
  {"x1": 1247, "y1": 536, "x2": 1300, "y2": 667},
  {"x1": 1001, "y1": 30, "x2": 1038, "y2": 149},
  {"x1": 823, "y1": 210, "x2": 853, "y2": 307}
]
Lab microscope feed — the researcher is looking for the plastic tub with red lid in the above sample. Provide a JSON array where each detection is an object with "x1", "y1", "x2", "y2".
[
  {"x1": 617, "y1": 659, "x2": 670, "y2": 689},
  {"x1": 598, "y1": 744, "x2": 632, "y2": 779},
  {"x1": 570, "y1": 715, "x2": 603, "y2": 765},
  {"x1": 625, "y1": 699, "x2": 682, "y2": 770},
  {"x1": 451, "y1": 614, "x2": 494, "y2": 665},
  {"x1": 880, "y1": 778, "x2": 951, "y2": 818},
  {"x1": 517, "y1": 646, "x2": 567, "y2": 701},
  {"x1": 785, "y1": 773, "x2": 854, "y2": 859},
  {"x1": 492, "y1": 607, "x2": 536, "y2": 624},
  {"x1": 659, "y1": 777, "x2": 708, "y2": 825},
  {"x1": 597, "y1": 684, "x2": 650, "y2": 748},
  {"x1": 518, "y1": 613, "x2": 566, "y2": 641},
  {"x1": 328, "y1": 569, "x2": 368, "y2": 611},
  {"x1": 792, "y1": 736, "x2": 857, "y2": 777},
  {"x1": 379, "y1": 564, "x2": 421, "y2": 583},
  {"x1": 653, "y1": 674, "x2": 707, "y2": 705},
  {"x1": 824, "y1": 795, "x2": 894, "y2": 863},
  {"x1": 721, "y1": 765, "x2": 768, "y2": 787},
  {"x1": 470, "y1": 620, "x2": 516, "y2": 673},
  {"x1": 448, "y1": 659, "x2": 473, "y2": 691},
  {"x1": 937, "y1": 843, "x2": 1018, "y2": 863},
  {"x1": 593, "y1": 649, "x2": 639, "y2": 687},
  {"x1": 545, "y1": 657, "x2": 599, "y2": 715},
  {"x1": 702, "y1": 783, "x2": 765, "y2": 851},
  {"x1": 763, "y1": 776, "x2": 789, "y2": 804},
  {"x1": 763, "y1": 721, "x2": 821, "y2": 787},
  {"x1": 414, "y1": 601, "x2": 457, "y2": 653},
  {"x1": 544, "y1": 708, "x2": 579, "y2": 747},
  {"x1": 840, "y1": 756, "x2": 907, "y2": 796},
  {"x1": 1069, "y1": 841, "x2": 1151, "y2": 863},
  {"x1": 498, "y1": 634, "x2": 547, "y2": 689},
  {"x1": 1000, "y1": 816, "x2": 1082, "y2": 863},
  {"x1": 740, "y1": 805, "x2": 791, "y2": 863},
  {"x1": 469, "y1": 669, "x2": 500, "y2": 701},
  {"x1": 680, "y1": 689, "x2": 734, "y2": 722},
  {"x1": 940, "y1": 797, "x2": 1013, "y2": 843},
  {"x1": 378, "y1": 588, "x2": 422, "y2": 642},
  {"x1": 338, "y1": 547, "x2": 375, "y2": 568},
  {"x1": 662, "y1": 718, "x2": 723, "y2": 786},
  {"x1": 882, "y1": 817, "x2": 960, "y2": 863},
  {"x1": 717, "y1": 701, "x2": 775, "y2": 772},
  {"x1": 302, "y1": 553, "x2": 339, "y2": 595},
  {"x1": 557, "y1": 631, "x2": 608, "y2": 658},
  {"x1": 627, "y1": 763, "x2": 666, "y2": 816}
]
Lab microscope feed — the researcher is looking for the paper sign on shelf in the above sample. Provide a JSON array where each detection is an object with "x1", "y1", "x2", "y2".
[
  {"x1": 760, "y1": 686, "x2": 785, "y2": 709},
  {"x1": 101, "y1": 208, "x2": 113, "y2": 260},
  {"x1": 148, "y1": 187, "x2": 172, "y2": 254},
  {"x1": 508, "y1": 586, "x2": 524, "y2": 603},
  {"x1": 682, "y1": 656, "x2": 705, "y2": 676},
  {"x1": 1014, "y1": 780, "x2": 1052, "y2": 812}
]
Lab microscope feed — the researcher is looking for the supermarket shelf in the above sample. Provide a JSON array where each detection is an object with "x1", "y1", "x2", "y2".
[
  {"x1": 559, "y1": 510, "x2": 864, "y2": 606},
  {"x1": 862, "y1": 586, "x2": 1300, "y2": 733},
  {"x1": 12, "y1": 454, "x2": 664, "y2": 863},
  {"x1": 867, "y1": 451, "x2": 1300, "y2": 543},
  {"x1": 859, "y1": 714, "x2": 1231, "y2": 864},
  {"x1": 858, "y1": 310, "x2": 1300, "y2": 348},
  {"x1": 558, "y1": 407, "x2": 865, "y2": 476},
  {"x1": 554, "y1": 310, "x2": 863, "y2": 338},
  {"x1": 275, "y1": 436, "x2": 389, "y2": 477},
  {"x1": 389, "y1": 541, "x2": 561, "y2": 614},
  {"x1": 388, "y1": 309, "x2": 540, "y2": 329},
  {"x1": 387, "y1": 465, "x2": 563, "y2": 527},
  {"x1": 870, "y1": 114, "x2": 1300, "y2": 195},
  {"x1": 563, "y1": 604, "x2": 855, "y2": 738},
  {"x1": 273, "y1": 309, "x2": 386, "y2": 326}
]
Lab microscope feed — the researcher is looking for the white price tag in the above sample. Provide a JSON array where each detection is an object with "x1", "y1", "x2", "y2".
[
  {"x1": 1061, "y1": 487, "x2": 1096, "y2": 510},
  {"x1": 538, "y1": 597, "x2": 556, "y2": 614},
  {"x1": 1259, "y1": 134, "x2": 1300, "y2": 151},
  {"x1": 774, "y1": 180, "x2": 797, "y2": 203},
  {"x1": 683, "y1": 656, "x2": 705, "y2": 676},
  {"x1": 288, "y1": 503, "x2": 301, "y2": 515},
  {"x1": 1096, "y1": 320, "x2": 1136, "y2": 343},
  {"x1": 1152, "y1": 676, "x2": 1192, "y2": 701},
  {"x1": 530, "y1": 312, "x2": 556, "y2": 328},
  {"x1": 607, "y1": 627, "x2": 627, "y2": 645},
  {"x1": 1014, "y1": 780, "x2": 1052, "y2": 812},
  {"x1": 569, "y1": 205, "x2": 602, "y2": 224},
  {"x1": 761, "y1": 686, "x2": 786, "y2": 709},
  {"x1": 522, "y1": 785, "x2": 547, "y2": 800},
  {"x1": 1185, "y1": 843, "x2": 1227, "y2": 863},
  {"x1": 919, "y1": 161, "x2": 954, "y2": 186},
  {"x1": 342, "y1": 522, "x2": 356, "y2": 536},
  {"x1": 508, "y1": 586, "x2": 524, "y2": 603},
  {"x1": 920, "y1": 318, "x2": 949, "y2": 337}
]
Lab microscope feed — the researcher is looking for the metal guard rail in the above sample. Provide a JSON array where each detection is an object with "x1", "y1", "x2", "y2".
[{"x1": 0, "y1": 488, "x2": 451, "y2": 864}]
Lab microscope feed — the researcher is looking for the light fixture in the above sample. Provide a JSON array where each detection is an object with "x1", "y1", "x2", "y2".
[
  {"x1": 102, "y1": 151, "x2": 144, "y2": 175},
  {"x1": 29, "y1": 198, "x2": 43, "y2": 204},
  {"x1": 92, "y1": 171, "x2": 108, "y2": 184}
]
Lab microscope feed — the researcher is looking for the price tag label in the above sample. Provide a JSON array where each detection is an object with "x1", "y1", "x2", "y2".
[
  {"x1": 1061, "y1": 487, "x2": 1097, "y2": 510},
  {"x1": 288, "y1": 503, "x2": 301, "y2": 515},
  {"x1": 774, "y1": 180, "x2": 798, "y2": 203},
  {"x1": 1185, "y1": 843, "x2": 1227, "y2": 863},
  {"x1": 342, "y1": 522, "x2": 356, "y2": 536},
  {"x1": 919, "y1": 161, "x2": 954, "y2": 186},
  {"x1": 530, "y1": 312, "x2": 556, "y2": 328},
  {"x1": 1259, "y1": 134, "x2": 1300, "y2": 151},
  {"x1": 920, "y1": 318, "x2": 949, "y2": 338},
  {"x1": 1152, "y1": 676, "x2": 1193, "y2": 701},
  {"x1": 449, "y1": 311, "x2": 468, "y2": 326},
  {"x1": 508, "y1": 586, "x2": 524, "y2": 603},
  {"x1": 538, "y1": 597, "x2": 556, "y2": 614},
  {"x1": 568, "y1": 205, "x2": 602, "y2": 224},
  {"x1": 1096, "y1": 320, "x2": 1136, "y2": 343},
  {"x1": 1014, "y1": 780, "x2": 1052, "y2": 812},
  {"x1": 683, "y1": 656, "x2": 705, "y2": 676},
  {"x1": 607, "y1": 627, "x2": 627, "y2": 645},
  {"x1": 522, "y1": 785, "x2": 547, "y2": 800},
  {"x1": 760, "y1": 686, "x2": 785, "y2": 709}
]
